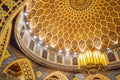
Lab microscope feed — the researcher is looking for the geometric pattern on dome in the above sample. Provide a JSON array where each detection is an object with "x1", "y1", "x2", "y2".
[
  {"x1": 25, "y1": 0, "x2": 120, "y2": 54},
  {"x1": 0, "y1": 0, "x2": 26, "y2": 32},
  {"x1": 69, "y1": 0, "x2": 92, "y2": 11}
]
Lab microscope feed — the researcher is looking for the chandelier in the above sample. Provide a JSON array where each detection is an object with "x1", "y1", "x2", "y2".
[{"x1": 78, "y1": 50, "x2": 107, "y2": 74}]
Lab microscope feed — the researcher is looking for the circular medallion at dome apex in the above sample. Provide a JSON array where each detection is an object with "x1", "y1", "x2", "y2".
[
  {"x1": 25, "y1": 0, "x2": 120, "y2": 54},
  {"x1": 69, "y1": 0, "x2": 92, "y2": 11}
]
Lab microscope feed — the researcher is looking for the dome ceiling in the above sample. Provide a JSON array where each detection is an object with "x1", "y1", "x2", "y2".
[{"x1": 25, "y1": 0, "x2": 120, "y2": 54}]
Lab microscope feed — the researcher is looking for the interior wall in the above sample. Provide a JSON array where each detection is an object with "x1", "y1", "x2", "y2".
[{"x1": 0, "y1": 45, "x2": 120, "y2": 80}]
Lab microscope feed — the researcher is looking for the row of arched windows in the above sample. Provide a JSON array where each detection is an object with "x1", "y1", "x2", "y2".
[{"x1": 18, "y1": 24, "x2": 120, "y2": 66}]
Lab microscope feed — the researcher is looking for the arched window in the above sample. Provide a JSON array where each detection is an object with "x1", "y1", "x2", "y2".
[
  {"x1": 85, "y1": 74, "x2": 110, "y2": 80},
  {"x1": 117, "y1": 49, "x2": 120, "y2": 60},
  {"x1": 20, "y1": 26, "x2": 25, "y2": 38},
  {"x1": 29, "y1": 40, "x2": 35, "y2": 51},
  {"x1": 42, "y1": 50, "x2": 48, "y2": 59},
  {"x1": 57, "y1": 55, "x2": 62, "y2": 63},
  {"x1": 65, "y1": 55, "x2": 70, "y2": 65},
  {"x1": 3, "y1": 59, "x2": 35, "y2": 80},
  {"x1": 24, "y1": 32, "x2": 29, "y2": 45},
  {"x1": 49, "y1": 52, "x2": 55, "y2": 62},
  {"x1": 73, "y1": 57, "x2": 78, "y2": 65},
  {"x1": 107, "y1": 51, "x2": 116, "y2": 62},
  {"x1": 93, "y1": 77, "x2": 102, "y2": 80},
  {"x1": 44, "y1": 71, "x2": 68, "y2": 80},
  {"x1": 35, "y1": 44, "x2": 41, "y2": 55}
]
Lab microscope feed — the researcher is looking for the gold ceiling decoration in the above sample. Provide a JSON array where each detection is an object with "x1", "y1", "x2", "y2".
[
  {"x1": 69, "y1": 0, "x2": 92, "y2": 11},
  {"x1": 78, "y1": 50, "x2": 107, "y2": 73},
  {"x1": 25, "y1": 0, "x2": 120, "y2": 54}
]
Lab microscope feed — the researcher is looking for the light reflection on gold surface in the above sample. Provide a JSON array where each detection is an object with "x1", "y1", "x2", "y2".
[
  {"x1": 25, "y1": 0, "x2": 120, "y2": 54},
  {"x1": 78, "y1": 50, "x2": 107, "y2": 67}
]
